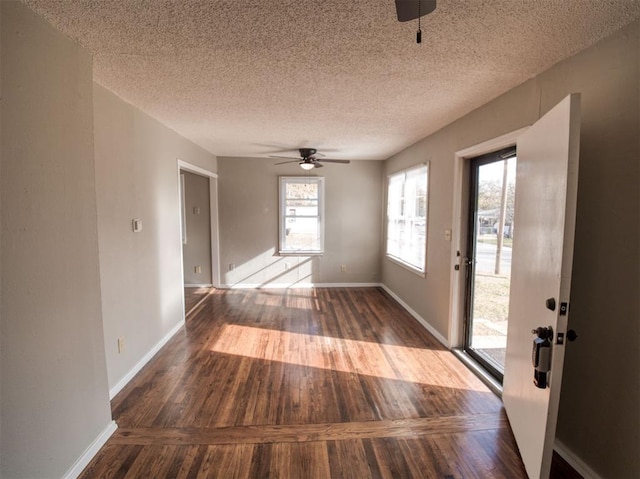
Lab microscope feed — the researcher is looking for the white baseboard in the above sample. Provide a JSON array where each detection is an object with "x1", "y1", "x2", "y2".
[
  {"x1": 554, "y1": 439, "x2": 602, "y2": 479},
  {"x1": 109, "y1": 320, "x2": 185, "y2": 399},
  {"x1": 218, "y1": 282, "x2": 381, "y2": 289},
  {"x1": 184, "y1": 283, "x2": 213, "y2": 288},
  {"x1": 62, "y1": 420, "x2": 117, "y2": 479},
  {"x1": 379, "y1": 284, "x2": 450, "y2": 348}
]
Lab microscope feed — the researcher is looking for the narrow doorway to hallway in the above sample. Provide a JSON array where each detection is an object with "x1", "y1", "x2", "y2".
[
  {"x1": 180, "y1": 169, "x2": 214, "y2": 315},
  {"x1": 463, "y1": 147, "x2": 517, "y2": 382}
]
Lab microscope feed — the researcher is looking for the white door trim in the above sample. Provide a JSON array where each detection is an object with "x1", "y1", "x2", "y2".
[
  {"x1": 178, "y1": 160, "x2": 219, "y2": 179},
  {"x1": 448, "y1": 127, "x2": 529, "y2": 348}
]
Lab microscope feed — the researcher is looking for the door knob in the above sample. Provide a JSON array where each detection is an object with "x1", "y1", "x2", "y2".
[
  {"x1": 532, "y1": 326, "x2": 553, "y2": 340},
  {"x1": 531, "y1": 326, "x2": 553, "y2": 388},
  {"x1": 566, "y1": 330, "x2": 578, "y2": 342}
]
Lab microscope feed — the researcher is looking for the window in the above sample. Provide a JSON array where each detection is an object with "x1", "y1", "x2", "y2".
[
  {"x1": 279, "y1": 177, "x2": 324, "y2": 254},
  {"x1": 386, "y1": 164, "x2": 429, "y2": 274}
]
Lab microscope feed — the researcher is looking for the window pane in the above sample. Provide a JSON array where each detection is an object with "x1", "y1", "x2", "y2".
[
  {"x1": 286, "y1": 182, "x2": 318, "y2": 200},
  {"x1": 284, "y1": 217, "x2": 321, "y2": 251},
  {"x1": 285, "y1": 202, "x2": 318, "y2": 217},
  {"x1": 279, "y1": 177, "x2": 324, "y2": 253},
  {"x1": 386, "y1": 165, "x2": 428, "y2": 272}
]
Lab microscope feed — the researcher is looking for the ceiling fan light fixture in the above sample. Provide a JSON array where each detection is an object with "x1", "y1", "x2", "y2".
[{"x1": 300, "y1": 162, "x2": 315, "y2": 170}]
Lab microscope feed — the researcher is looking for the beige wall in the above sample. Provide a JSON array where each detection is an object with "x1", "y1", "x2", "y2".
[
  {"x1": 93, "y1": 85, "x2": 217, "y2": 392},
  {"x1": 182, "y1": 170, "x2": 213, "y2": 285},
  {"x1": 0, "y1": 2, "x2": 112, "y2": 477},
  {"x1": 218, "y1": 157, "x2": 382, "y2": 286},
  {"x1": 383, "y1": 20, "x2": 639, "y2": 478}
]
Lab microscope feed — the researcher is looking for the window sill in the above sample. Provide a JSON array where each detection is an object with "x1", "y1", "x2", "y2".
[{"x1": 386, "y1": 255, "x2": 426, "y2": 278}]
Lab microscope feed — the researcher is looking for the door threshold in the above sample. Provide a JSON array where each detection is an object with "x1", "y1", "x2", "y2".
[{"x1": 452, "y1": 348, "x2": 503, "y2": 398}]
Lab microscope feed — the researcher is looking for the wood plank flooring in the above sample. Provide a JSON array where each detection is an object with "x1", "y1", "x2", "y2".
[
  {"x1": 81, "y1": 287, "x2": 528, "y2": 478},
  {"x1": 184, "y1": 287, "x2": 213, "y2": 316}
]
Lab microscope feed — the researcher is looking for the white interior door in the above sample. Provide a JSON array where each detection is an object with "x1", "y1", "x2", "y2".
[{"x1": 503, "y1": 94, "x2": 581, "y2": 479}]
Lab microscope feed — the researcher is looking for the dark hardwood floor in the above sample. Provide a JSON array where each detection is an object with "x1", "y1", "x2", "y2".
[
  {"x1": 81, "y1": 287, "x2": 533, "y2": 478},
  {"x1": 184, "y1": 287, "x2": 213, "y2": 316}
]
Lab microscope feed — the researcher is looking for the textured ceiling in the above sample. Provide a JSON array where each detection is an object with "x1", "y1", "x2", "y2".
[{"x1": 23, "y1": 0, "x2": 640, "y2": 160}]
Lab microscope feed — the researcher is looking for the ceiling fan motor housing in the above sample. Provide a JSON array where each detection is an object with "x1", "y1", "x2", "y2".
[{"x1": 299, "y1": 148, "x2": 317, "y2": 159}]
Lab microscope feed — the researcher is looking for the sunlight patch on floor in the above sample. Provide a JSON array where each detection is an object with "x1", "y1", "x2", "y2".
[{"x1": 211, "y1": 324, "x2": 488, "y2": 391}]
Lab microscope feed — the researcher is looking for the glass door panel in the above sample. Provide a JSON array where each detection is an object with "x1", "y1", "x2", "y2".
[{"x1": 464, "y1": 148, "x2": 517, "y2": 381}]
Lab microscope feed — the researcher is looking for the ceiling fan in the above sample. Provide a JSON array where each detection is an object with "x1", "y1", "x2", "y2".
[
  {"x1": 395, "y1": 0, "x2": 436, "y2": 22},
  {"x1": 395, "y1": 0, "x2": 437, "y2": 43},
  {"x1": 271, "y1": 148, "x2": 351, "y2": 170}
]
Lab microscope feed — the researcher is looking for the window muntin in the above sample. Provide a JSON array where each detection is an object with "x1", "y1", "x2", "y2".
[
  {"x1": 386, "y1": 164, "x2": 429, "y2": 274},
  {"x1": 279, "y1": 177, "x2": 324, "y2": 254}
]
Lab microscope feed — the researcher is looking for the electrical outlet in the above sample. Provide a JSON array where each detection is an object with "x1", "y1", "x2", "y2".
[
  {"x1": 341, "y1": 264, "x2": 347, "y2": 272},
  {"x1": 132, "y1": 218, "x2": 142, "y2": 233},
  {"x1": 117, "y1": 337, "x2": 124, "y2": 354},
  {"x1": 284, "y1": 262, "x2": 290, "y2": 270},
  {"x1": 194, "y1": 265, "x2": 202, "y2": 274},
  {"x1": 229, "y1": 263, "x2": 235, "y2": 271}
]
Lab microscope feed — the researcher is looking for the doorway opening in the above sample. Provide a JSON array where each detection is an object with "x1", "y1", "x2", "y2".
[
  {"x1": 180, "y1": 169, "x2": 213, "y2": 315},
  {"x1": 177, "y1": 160, "x2": 220, "y2": 318},
  {"x1": 463, "y1": 146, "x2": 517, "y2": 382}
]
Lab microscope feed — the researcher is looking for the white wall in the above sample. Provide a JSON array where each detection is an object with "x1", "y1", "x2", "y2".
[
  {"x1": 382, "y1": 20, "x2": 639, "y2": 478},
  {"x1": 218, "y1": 157, "x2": 382, "y2": 287},
  {"x1": 93, "y1": 84, "x2": 217, "y2": 393},
  {"x1": 1, "y1": 2, "x2": 113, "y2": 477}
]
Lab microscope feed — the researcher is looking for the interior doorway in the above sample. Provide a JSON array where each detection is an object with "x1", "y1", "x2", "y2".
[
  {"x1": 177, "y1": 160, "x2": 220, "y2": 317},
  {"x1": 180, "y1": 170, "x2": 213, "y2": 286},
  {"x1": 463, "y1": 146, "x2": 517, "y2": 382}
]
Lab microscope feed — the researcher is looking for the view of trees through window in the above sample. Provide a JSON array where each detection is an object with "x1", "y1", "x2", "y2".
[{"x1": 468, "y1": 156, "x2": 517, "y2": 373}]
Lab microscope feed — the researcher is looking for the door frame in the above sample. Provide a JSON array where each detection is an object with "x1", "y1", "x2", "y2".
[
  {"x1": 448, "y1": 128, "x2": 529, "y2": 352},
  {"x1": 177, "y1": 160, "x2": 220, "y2": 290}
]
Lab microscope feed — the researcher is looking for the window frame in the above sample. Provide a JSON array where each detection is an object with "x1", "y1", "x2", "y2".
[
  {"x1": 385, "y1": 163, "x2": 429, "y2": 276},
  {"x1": 278, "y1": 176, "x2": 325, "y2": 255}
]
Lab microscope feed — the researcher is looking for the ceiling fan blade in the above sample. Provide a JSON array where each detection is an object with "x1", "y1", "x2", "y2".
[
  {"x1": 395, "y1": 0, "x2": 436, "y2": 22},
  {"x1": 272, "y1": 148, "x2": 348, "y2": 167},
  {"x1": 317, "y1": 159, "x2": 351, "y2": 164},
  {"x1": 270, "y1": 155, "x2": 301, "y2": 160},
  {"x1": 274, "y1": 160, "x2": 301, "y2": 165}
]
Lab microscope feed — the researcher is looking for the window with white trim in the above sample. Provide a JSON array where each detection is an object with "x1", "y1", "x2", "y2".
[
  {"x1": 279, "y1": 176, "x2": 324, "y2": 254},
  {"x1": 386, "y1": 164, "x2": 429, "y2": 274}
]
